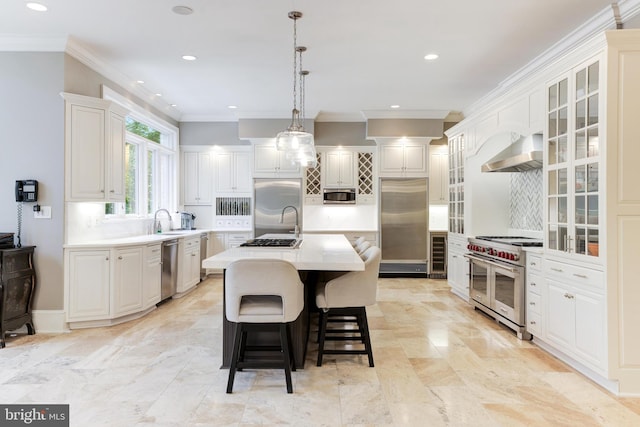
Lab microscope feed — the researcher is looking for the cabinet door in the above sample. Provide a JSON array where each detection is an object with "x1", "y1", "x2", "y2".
[
  {"x1": 574, "y1": 289, "x2": 604, "y2": 367},
  {"x1": 325, "y1": 151, "x2": 355, "y2": 187},
  {"x1": 67, "y1": 104, "x2": 107, "y2": 200},
  {"x1": 233, "y1": 151, "x2": 253, "y2": 192},
  {"x1": 215, "y1": 152, "x2": 235, "y2": 192},
  {"x1": 107, "y1": 109, "x2": 126, "y2": 201},
  {"x1": 67, "y1": 250, "x2": 110, "y2": 320},
  {"x1": 254, "y1": 144, "x2": 280, "y2": 173},
  {"x1": 546, "y1": 280, "x2": 575, "y2": 350},
  {"x1": 197, "y1": 152, "x2": 213, "y2": 204},
  {"x1": 380, "y1": 145, "x2": 405, "y2": 173},
  {"x1": 403, "y1": 144, "x2": 427, "y2": 173},
  {"x1": 143, "y1": 245, "x2": 162, "y2": 308},
  {"x1": 429, "y1": 147, "x2": 448, "y2": 203},
  {"x1": 183, "y1": 152, "x2": 200, "y2": 204},
  {"x1": 112, "y1": 247, "x2": 144, "y2": 317}
]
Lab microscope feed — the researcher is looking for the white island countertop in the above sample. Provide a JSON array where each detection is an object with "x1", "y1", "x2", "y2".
[{"x1": 202, "y1": 233, "x2": 365, "y2": 271}]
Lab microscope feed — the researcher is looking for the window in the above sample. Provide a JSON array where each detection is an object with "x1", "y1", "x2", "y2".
[{"x1": 103, "y1": 86, "x2": 178, "y2": 217}]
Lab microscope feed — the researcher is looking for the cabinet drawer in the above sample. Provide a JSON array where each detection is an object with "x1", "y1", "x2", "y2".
[
  {"x1": 526, "y1": 311, "x2": 542, "y2": 336},
  {"x1": 527, "y1": 273, "x2": 543, "y2": 296},
  {"x1": 146, "y1": 244, "x2": 162, "y2": 260},
  {"x1": 546, "y1": 259, "x2": 604, "y2": 291},
  {"x1": 527, "y1": 292, "x2": 541, "y2": 315},
  {"x1": 527, "y1": 254, "x2": 543, "y2": 272},
  {"x1": 184, "y1": 237, "x2": 201, "y2": 248}
]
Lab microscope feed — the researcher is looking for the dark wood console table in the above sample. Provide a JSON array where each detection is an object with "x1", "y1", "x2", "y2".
[{"x1": 0, "y1": 246, "x2": 36, "y2": 348}]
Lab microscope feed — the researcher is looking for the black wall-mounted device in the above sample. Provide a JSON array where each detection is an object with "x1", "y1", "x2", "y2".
[{"x1": 15, "y1": 180, "x2": 38, "y2": 202}]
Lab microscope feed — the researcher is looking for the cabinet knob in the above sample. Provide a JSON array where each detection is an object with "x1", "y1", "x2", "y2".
[
  {"x1": 110, "y1": 190, "x2": 115, "y2": 193},
  {"x1": 529, "y1": 302, "x2": 536, "y2": 306},
  {"x1": 105, "y1": 257, "x2": 109, "y2": 261},
  {"x1": 191, "y1": 253, "x2": 196, "y2": 257},
  {"x1": 530, "y1": 320, "x2": 537, "y2": 325},
  {"x1": 118, "y1": 256, "x2": 123, "y2": 260}
]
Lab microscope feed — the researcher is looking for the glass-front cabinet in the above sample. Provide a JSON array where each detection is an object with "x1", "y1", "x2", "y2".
[
  {"x1": 448, "y1": 134, "x2": 465, "y2": 234},
  {"x1": 546, "y1": 58, "x2": 600, "y2": 258}
]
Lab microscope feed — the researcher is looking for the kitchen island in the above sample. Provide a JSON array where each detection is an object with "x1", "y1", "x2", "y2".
[{"x1": 202, "y1": 233, "x2": 364, "y2": 368}]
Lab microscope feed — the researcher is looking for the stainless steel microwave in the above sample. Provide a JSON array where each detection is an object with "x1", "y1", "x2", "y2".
[{"x1": 323, "y1": 188, "x2": 356, "y2": 204}]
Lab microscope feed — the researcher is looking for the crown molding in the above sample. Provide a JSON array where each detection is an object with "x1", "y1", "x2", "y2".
[
  {"x1": 360, "y1": 109, "x2": 450, "y2": 120},
  {"x1": 65, "y1": 36, "x2": 182, "y2": 122}
]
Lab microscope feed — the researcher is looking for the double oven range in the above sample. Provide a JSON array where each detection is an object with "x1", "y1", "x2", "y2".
[{"x1": 465, "y1": 236, "x2": 542, "y2": 340}]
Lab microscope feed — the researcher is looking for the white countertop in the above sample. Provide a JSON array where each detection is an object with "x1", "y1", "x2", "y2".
[
  {"x1": 202, "y1": 233, "x2": 365, "y2": 271},
  {"x1": 64, "y1": 229, "x2": 208, "y2": 249}
]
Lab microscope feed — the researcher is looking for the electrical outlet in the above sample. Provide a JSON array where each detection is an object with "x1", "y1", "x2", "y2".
[{"x1": 34, "y1": 206, "x2": 52, "y2": 219}]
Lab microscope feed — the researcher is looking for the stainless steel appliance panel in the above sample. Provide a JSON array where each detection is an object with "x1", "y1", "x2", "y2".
[
  {"x1": 199, "y1": 232, "x2": 208, "y2": 280},
  {"x1": 161, "y1": 239, "x2": 179, "y2": 300},
  {"x1": 254, "y1": 178, "x2": 302, "y2": 238},
  {"x1": 380, "y1": 178, "x2": 428, "y2": 274}
]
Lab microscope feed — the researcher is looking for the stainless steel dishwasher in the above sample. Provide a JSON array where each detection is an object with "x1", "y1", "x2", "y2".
[{"x1": 161, "y1": 239, "x2": 179, "y2": 301}]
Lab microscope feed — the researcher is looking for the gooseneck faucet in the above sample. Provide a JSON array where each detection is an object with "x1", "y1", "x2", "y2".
[
  {"x1": 280, "y1": 205, "x2": 300, "y2": 239},
  {"x1": 154, "y1": 208, "x2": 173, "y2": 233}
]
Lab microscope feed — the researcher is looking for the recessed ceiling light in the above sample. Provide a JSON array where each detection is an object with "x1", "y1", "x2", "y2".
[
  {"x1": 228, "y1": 105, "x2": 238, "y2": 109},
  {"x1": 136, "y1": 80, "x2": 145, "y2": 84},
  {"x1": 155, "y1": 93, "x2": 162, "y2": 97},
  {"x1": 172, "y1": 6, "x2": 194, "y2": 15},
  {"x1": 170, "y1": 104, "x2": 177, "y2": 107},
  {"x1": 390, "y1": 105, "x2": 400, "y2": 109},
  {"x1": 26, "y1": 2, "x2": 47, "y2": 12},
  {"x1": 182, "y1": 55, "x2": 197, "y2": 61},
  {"x1": 424, "y1": 53, "x2": 439, "y2": 61}
]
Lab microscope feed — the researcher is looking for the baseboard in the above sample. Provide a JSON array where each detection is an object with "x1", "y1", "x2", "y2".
[{"x1": 32, "y1": 310, "x2": 69, "y2": 334}]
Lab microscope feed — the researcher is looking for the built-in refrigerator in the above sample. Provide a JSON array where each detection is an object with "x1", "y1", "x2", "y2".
[
  {"x1": 379, "y1": 178, "x2": 428, "y2": 275},
  {"x1": 254, "y1": 178, "x2": 302, "y2": 238}
]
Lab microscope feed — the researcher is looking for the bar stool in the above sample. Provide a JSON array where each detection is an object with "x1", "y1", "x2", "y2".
[
  {"x1": 355, "y1": 240, "x2": 371, "y2": 256},
  {"x1": 352, "y1": 236, "x2": 366, "y2": 248},
  {"x1": 315, "y1": 246, "x2": 381, "y2": 367},
  {"x1": 225, "y1": 259, "x2": 304, "y2": 393}
]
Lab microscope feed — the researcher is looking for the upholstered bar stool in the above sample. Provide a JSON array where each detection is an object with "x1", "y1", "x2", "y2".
[
  {"x1": 315, "y1": 246, "x2": 381, "y2": 367},
  {"x1": 352, "y1": 236, "x2": 366, "y2": 248},
  {"x1": 355, "y1": 240, "x2": 371, "y2": 256},
  {"x1": 225, "y1": 259, "x2": 304, "y2": 394}
]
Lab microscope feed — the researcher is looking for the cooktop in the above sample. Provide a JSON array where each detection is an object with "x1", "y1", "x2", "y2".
[{"x1": 239, "y1": 238, "x2": 300, "y2": 248}]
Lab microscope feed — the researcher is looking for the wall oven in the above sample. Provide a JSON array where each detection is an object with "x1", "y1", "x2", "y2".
[{"x1": 465, "y1": 236, "x2": 541, "y2": 340}]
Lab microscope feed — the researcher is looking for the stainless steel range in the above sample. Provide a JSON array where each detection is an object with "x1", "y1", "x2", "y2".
[{"x1": 465, "y1": 236, "x2": 542, "y2": 340}]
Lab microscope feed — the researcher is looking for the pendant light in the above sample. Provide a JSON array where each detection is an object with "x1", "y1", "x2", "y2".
[{"x1": 275, "y1": 11, "x2": 317, "y2": 168}]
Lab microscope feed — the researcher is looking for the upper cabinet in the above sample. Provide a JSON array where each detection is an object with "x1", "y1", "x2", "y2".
[
  {"x1": 546, "y1": 59, "x2": 601, "y2": 260},
  {"x1": 182, "y1": 150, "x2": 213, "y2": 205},
  {"x1": 63, "y1": 93, "x2": 129, "y2": 202},
  {"x1": 379, "y1": 141, "x2": 427, "y2": 177},
  {"x1": 429, "y1": 144, "x2": 448, "y2": 204},
  {"x1": 447, "y1": 134, "x2": 465, "y2": 235},
  {"x1": 253, "y1": 143, "x2": 301, "y2": 177},
  {"x1": 215, "y1": 149, "x2": 252, "y2": 194},
  {"x1": 324, "y1": 151, "x2": 355, "y2": 188}
]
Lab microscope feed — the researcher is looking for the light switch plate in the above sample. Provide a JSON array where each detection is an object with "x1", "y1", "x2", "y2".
[{"x1": 34, "y1": 206, "x2": 52, "y2": 219}]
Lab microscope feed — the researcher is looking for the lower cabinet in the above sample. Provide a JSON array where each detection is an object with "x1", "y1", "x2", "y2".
[
  {"x1": 66, "y1": 249, "x2": 111, "y2": 321},
  {"x1": 178, "y1": 236, "x2": 201, "y2": 294},
  {"x1": 111, "y1": 247, "x2": 144, "y2": 317},
  {"x1": 447, "y1": 234, "x2": 469, "y2": 300},
  {"x1": 143, "y1": 244, "x2": 162, "y2": 309}
]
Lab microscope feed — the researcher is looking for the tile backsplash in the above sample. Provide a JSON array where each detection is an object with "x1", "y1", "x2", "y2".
[{"x1": 510, "y1": 169, "x2": 543, "y2": 231}]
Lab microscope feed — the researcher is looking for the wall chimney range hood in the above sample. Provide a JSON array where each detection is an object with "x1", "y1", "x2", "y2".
[{"x1": 481, "y1": 134, "x2": 543, "y2": 173}]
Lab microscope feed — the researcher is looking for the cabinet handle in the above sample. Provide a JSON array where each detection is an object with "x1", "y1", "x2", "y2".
[
  {"x1": 191, "y1": 253, "x2": 197, "y2": 257},
  {"x1": 530, "y1": 320, "x2": 537, "y2": 325},
  {"x1": 118, "y1": 256, "x2": 123, "y2": 260},
  {"x1": 530, "y1": 282, "x2": 537, "y2": 287},
  {"x1": 563, "y1": 292, "x2": 574, "y2": 299},
  {"x1": 530, "y1": 262, "x2": 537, "y2": 266},
  {"x1": 551, "y1": 267, "x2": 563, "y2": 273},
  {"x1": 499, "y1": 307, "x2": 508, "y2": 314},
  {"x1": 101, "y1": 189, "x2": 105, "y2": 193},
  {"x1": 110, "y1": 190, "x2": 115, "y2": 193},
  {"x1": 573, "y1": 273, "x2": 588, "y2": 279},
  {"x1": 529, "y1": 302, "x2": 536, "y2": 306}
]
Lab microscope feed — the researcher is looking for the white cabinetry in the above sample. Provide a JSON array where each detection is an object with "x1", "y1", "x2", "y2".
[
  {"x1": 253, "y1": 143, "x2": 301, "y2": 177},
  {"x1": 429, "y1": 144, "x2": 448, "y2": 204},
  {"x1": 143, "y1": 244, "x2": 162, "y2": 309},
  {"x1": 182, "y1": 150, "x2": 213, "y2": 205},
  {"x1": 178, "y1": 236, "x2": 201, "y2": 294},
  {"x1": 62, "y1": 93, "x2": 129, "y2": 202},
  {"x1": 447, "y1": 234, "x2": 469, "y2": 300},
  {"x1": 324, "y1": 151, "x2": 355, "y2": 188},
  {"x1": 379, "y1": 141, "x2": 427, "y2": 177},
  {"x1": 111, "y1": 247, "x2": 144, "y2": 317},
  {"x1": 215, "y1": 149, "x2": 252, "y2": 193},
  {"x1": 525, "y1": 253, "x2": 543, "y2": 337},
  {"x1": 66, "y1": 249, "x2": 111, "y2": 321}
]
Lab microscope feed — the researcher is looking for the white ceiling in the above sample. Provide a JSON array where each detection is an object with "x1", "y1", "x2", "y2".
[{"x1": 0, "y1": 0, "x2": 619, "y2": 122}]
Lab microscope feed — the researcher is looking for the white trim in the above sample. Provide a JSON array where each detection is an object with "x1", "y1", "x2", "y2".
[
  {"x1": 360, "y1": 109, "x2": 450, "y2": 120},
  {"x1": 32, "y1": 310, "x2": 69, "y2": 334},
  {"x1": 65, "y1": 37, "x2": 182, "y2": 122}
]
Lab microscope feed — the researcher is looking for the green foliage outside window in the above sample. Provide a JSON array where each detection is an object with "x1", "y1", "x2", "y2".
[{"x1": 126, "y1": 117, "x2": 161, "y2": 144}]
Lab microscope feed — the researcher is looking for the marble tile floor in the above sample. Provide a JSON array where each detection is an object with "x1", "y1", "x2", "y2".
[{"x1": 2, "y1": 276, "x2": 640, "y2": 426}]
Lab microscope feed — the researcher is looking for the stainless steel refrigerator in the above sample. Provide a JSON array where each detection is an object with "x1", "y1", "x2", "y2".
[
  {"x1": 380, "y1": 178, "x2": 428, "y2": 275},
  {"x1": 254, "y1": 178, "x2": 302, "y2": 237}
]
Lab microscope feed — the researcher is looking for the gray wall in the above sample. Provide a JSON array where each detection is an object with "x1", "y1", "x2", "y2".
[
  {"x1": 0, "y1": 52, "x2": 65, "y2": 310},
  {"x1": 180, "y1": 121, "x2": 247, "y2": 146}
]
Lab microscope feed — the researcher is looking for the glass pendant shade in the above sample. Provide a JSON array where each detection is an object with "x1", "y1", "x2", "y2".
[
  {"x1": 276, "y1": 129, "x2": 314, "y2": 151},
  {"x1": 285, "y1": 141, "x2": 317, "y2": 168}
]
